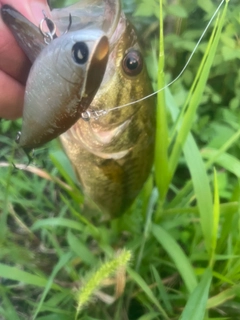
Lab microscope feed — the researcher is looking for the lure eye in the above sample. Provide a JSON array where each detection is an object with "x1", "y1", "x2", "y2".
[
  {"x1": 122, "y1": 49, "x2": 143, "y2": 76},
  {"x1": 72, "y1": 42, "x2": 89, "y2": 64}
]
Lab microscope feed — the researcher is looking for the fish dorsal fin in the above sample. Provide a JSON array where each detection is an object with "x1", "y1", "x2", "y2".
[
  {"x1": 102, "y1": 0, "x2": 121, "y2": 37},
  {"x1": 51, "y1": 0, "x2": 121, "y2": 37}
]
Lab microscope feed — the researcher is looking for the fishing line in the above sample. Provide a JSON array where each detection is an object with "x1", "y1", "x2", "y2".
[{"x1": 95, "y1": 0, "x2": 225, "y2": 117}]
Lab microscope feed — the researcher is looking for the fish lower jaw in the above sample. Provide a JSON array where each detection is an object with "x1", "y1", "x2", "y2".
[
  {"x1": 89, "y1": 117, "x2": 132, "y2": 144},
  {"x1": 83, "y1": 144, "x2": 132, "y2": 160}
]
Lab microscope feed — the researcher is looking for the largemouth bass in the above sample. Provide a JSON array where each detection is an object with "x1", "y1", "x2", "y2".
[{"x1": 1, "y1": 0, "x2": 156, "y2": 217}]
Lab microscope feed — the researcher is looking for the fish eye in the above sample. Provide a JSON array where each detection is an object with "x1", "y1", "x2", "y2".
[
  {"x1": 122, "y1": 49, "x2": 143, "y2": 76},
  {"x1": 72, "y1": 42, "x2": 89, "y2": 64}
]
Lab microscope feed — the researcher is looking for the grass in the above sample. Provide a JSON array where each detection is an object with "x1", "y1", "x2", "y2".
[{"x1": 1, "y1": 0, "x2": 240, "y2": 319}]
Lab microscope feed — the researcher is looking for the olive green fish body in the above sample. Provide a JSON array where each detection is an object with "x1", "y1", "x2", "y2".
[{"x1": 60, "y1": 13, "x2": 156, "y2": 217}]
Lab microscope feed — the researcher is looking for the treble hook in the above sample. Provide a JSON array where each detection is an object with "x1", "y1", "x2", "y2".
[
  {"x1": 63, "y1": 14, "x2": 72, "y2": 35},
  {"x1": 15, "y1": 131, "x2": 34, "y2": 165},
  {"x1": 39, "y1": 10, "x2": 57, "y2": 44},
  {"x1": 39, "y1": 12, "x2": 72, "y2": 44}
]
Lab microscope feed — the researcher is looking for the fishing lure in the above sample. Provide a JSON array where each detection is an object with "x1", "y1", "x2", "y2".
[{"x1": 2, "y1": 5, "x2": 109, "y2": 149}]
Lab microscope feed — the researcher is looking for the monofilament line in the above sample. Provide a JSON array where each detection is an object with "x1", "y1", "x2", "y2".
[{"x1": 103, "y1": 0, "x2": 225, "y2": 114}]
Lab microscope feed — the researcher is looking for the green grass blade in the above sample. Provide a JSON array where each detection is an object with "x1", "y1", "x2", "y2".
[
  {"x1": 31, "y1": 218, "x2": 83, "y2": 232},
  {"x1": 152, "y1": 224, "x2": 197, "y2": 292},
  {"x1": 205, "y1": 318, "x2": 229, "y2": 320},
  {"x1": 207, "y1": 284, "x2": 240, "y2": 309},
  {"x1": 183, "y1": 135, "x2": 213, "y2": 253},
  {"x1": 127, "y1": 267, "x2": 169, "y2": 319},
  {"x1": 1, "y1": 291, "x2": 20, "y2": 320},
  {"x1": 36, "y1": 313, "x2": 71, "y2": 320},
  {"x1": 60, "y1": 194, "x2": 100, "y2": 238},
  {"x1": 138, "y1": 313, "x2": 161, "y2": 320},
  {"x1": 151, "y1": 265, "x2": 173, "y2": 314},
  {"x1": 67, "y1": 231, "x2": 97, "y2": 266},
  {"x1": 49, "y1": 149, "x2": 78, "y2": 186},
  {"x1": 169, "y1": 128, "x2": 240, "y2": 210},
  {"x1": 0, "y1": 263, "x2": 61, "y2": 290},
  {"x1": 203, "y1": 148, "x2": 240, "y2": 178},
  {"x1": 154, "y1": 0, "x2": 169, "y2": 201},
  {"x1": 179, "y1": 268, "x2": 212, "y2": 320},
  {"x1": 209, "y1": 169, "x2": 220, "y2": 267},
  {"x1": 204, "y1": 128, "x2": 240, "y2": 168},
  {"x1": 168, "y1": 1, "x2": 228, "y2": 182},
  {"x1": 33, "y1": 252, "x2": 73, "y2": 319},
  {"x1": 211, "y1": 270, "x2": 235, "y2": 286}
]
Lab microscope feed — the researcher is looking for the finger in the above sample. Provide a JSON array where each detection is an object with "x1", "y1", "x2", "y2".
[
  {"x1": 0, "y1": 70, "x2": 24, "y2": 119},
  {"x1": 0, "y1": 0, "x2": 50, "y2": 83},
  {"x1": 0, "y1": 0, "x2": 50, "y2": 26},
  {"x1": 0, "y1": 20, "x2": 31, "y2": 84}
]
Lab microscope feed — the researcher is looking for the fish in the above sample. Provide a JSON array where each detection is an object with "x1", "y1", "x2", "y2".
[
  {"x1": 1, "y1": 0, "x2": 156, "y2": 217},
  {"x1": 1, "y1": 5, "x2": 109, "y2": 149}
]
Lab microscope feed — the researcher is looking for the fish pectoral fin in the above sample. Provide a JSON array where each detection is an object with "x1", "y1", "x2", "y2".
[{"x1": 99, "y1": 158, "x2": 123, "y2": 183}]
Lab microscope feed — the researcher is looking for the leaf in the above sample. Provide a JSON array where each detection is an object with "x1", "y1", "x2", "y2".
[
  {"x1": 33, "y1": 252, "x2": 73, "y2": 319},
  {"x1": 169, "y1": 2, "x2": 228, "y2": 184},
  {"x1": 31, "y1": 218, "x2": 83, "y2": 232},
  {"x1": 180, "y1": 268, "x2": 212, "y2": 320},
  {"x1": 67, "y1": 231, "x2": 97, "y2": 266},
  {"x1": 152, "y1": 224, "x2": 197, "y2": 293},
  {"x1": 209, "y1": 169, "x2": 220, "y2": 267},
  {"x1": 154, "y1": 0, "x2": 169, "y2": 201},
  {"x1": 167, "y1": 5, "x2": 188, "y2": 18},
  {"x1": 183, "y1": 135, "x2": 213, "y2": 253},
  {"x1": 207, "y1": 284, "x2": 240, "y2": 309},
  {"x1": 151, "y1": 265, "x2": 173, "y2": 313},
  {"x1": 134, "y1": 1, "x2": 157, "y2": 17},
  {"x1": 1, "y1": 293, "x2": 20, "y2": 320},
  {"x1": 127, "y1": 268, "x2": 169, "y2": 319},
  {"x1": 138, "y1": 313, "x2": 161, "y2": 320},
  {"x1": 197, "y1": 0, "x2": 214, "y2": 13},
  {"x1": 0, "y1": 263, "x2": 60, "y2": 290},
  {"x1": 49, "y1": 149, "x2": 78, "y2": 186},
  {"x1": 202, "y1": 148, "x2": 240, "y2": 178}
]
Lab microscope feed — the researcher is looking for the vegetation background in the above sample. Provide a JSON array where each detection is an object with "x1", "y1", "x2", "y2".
[{"x1": 1, "y1": 0, "x2": 240, "y2": 319}]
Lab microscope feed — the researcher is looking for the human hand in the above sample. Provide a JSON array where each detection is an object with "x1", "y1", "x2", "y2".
[{"x1": 0, "y1": 0, "x2": 50, "y2": 119}]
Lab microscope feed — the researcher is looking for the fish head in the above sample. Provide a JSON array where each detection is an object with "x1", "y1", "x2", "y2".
[
  {"x1": 88, "y1": 13, "x2": 154, "y2": 130},
  {"x1": 75, "y1": 13, "x2": 155, "y2": 151}
]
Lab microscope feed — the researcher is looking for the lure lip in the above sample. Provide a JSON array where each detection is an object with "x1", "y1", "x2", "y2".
[{"x1": 83, "y1": 34, "x2": 109, "y2": 97}]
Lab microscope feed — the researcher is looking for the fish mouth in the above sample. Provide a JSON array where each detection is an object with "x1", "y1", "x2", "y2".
[
  {"x1": 88, "y1": 117, "x2": 132, "y2": 145},
  {"x1": 67, "y1": 116, "x2": 133, "y2": 160}
]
